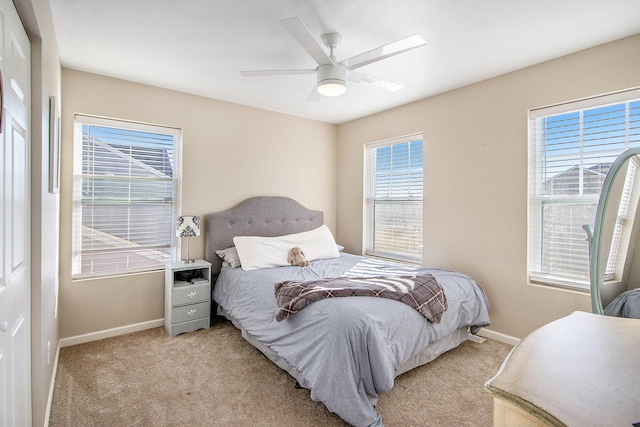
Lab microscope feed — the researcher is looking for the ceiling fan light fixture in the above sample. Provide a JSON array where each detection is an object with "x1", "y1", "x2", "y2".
[
  {"x1": 317, "y1": 79, "x2": 347, "y2": 97},
  {"x1": 316, "y1": 63, "x2": 347, "y2": 97}
]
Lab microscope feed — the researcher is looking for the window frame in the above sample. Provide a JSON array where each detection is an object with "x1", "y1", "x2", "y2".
[
  {"x1": 528, "y1": 88, "x2": 640, "y2": 290},
  {"x1": 71, "y1": 114, "x2": 182, "y2": 279},
  {"x1": 364, "y1": 133, "x2": 424, "y2": 264}
]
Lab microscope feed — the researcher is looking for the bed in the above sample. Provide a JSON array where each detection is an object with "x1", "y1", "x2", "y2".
[
  {"x1": 604, "y1": 288, "x2": 640, "y2": 318},
  {"x1": 204, "y1": 196, "x2": 491, "y2": 427}
]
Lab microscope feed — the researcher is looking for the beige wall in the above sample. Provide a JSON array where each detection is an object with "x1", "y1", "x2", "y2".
[
  {"x1": 59, "y1": 34, "x2": 640, "y2": 342},
  {"x1": 337, "y1": 34, "x2": 640, "y2": 339},
  {"x1": 59, "y1": 70, "x2": 337, "y2": 338}
]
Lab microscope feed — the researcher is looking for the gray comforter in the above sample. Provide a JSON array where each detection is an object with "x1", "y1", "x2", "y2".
[
  {"x1": 213, "y1": 253, "x2": 490, "y2": 426},
  {"x1": 604, "y1": 288, "x2": 640, "y2": 318}
]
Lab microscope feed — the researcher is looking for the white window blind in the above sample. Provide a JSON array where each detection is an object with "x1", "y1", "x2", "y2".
[
  {"x1": 72, "y1": 115, "x2": 181, "y2": 279},
  {"x1": 365, "y1": 134, "x2": 423, "y2": 262},
  {"x1": 529, "y1": 89, "x2": 640, "y2": 288}
]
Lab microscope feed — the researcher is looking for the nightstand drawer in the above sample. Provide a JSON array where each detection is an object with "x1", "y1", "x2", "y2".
[
  {"x1": 171, "y1": 301, "x2": 210, "y2": 324},
  {"x1": 172, "y1": 283, "x2": 210, "y2": 306}
]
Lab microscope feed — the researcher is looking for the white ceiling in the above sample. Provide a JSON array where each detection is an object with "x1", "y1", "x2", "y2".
[{"x1": 49, "y1": 0, "x2": 640, "y2": 124}]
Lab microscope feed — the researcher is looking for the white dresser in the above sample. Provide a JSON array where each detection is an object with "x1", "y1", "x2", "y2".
[{"x1": 485, "y1": 311, "x2": 640, "y2": 426}]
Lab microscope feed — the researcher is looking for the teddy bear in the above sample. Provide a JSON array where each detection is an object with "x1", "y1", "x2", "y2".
[{"x1": 288, "y1": 246, "x2": 309, "y2": 267}]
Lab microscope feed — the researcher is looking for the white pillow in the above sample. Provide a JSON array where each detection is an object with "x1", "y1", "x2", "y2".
[{"x1": 233, "y1": 225, "x2": 340, "y2": 271}]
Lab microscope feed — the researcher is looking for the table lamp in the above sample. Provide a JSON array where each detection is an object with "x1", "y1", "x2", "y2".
[{"x1": 176, "y1": 215, "x2": 200, "y2": 263}]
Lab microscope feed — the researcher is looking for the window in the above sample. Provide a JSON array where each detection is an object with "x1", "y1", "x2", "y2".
[
  {"x1": 529, "y1": 89, "x2": 640, "y2": 289},
  {"x1": 72, "y1": 115, "x2": 181, "y2": 279},
  {"x1": 365, "y1": 134, "x2": 423, "y2": 263}
]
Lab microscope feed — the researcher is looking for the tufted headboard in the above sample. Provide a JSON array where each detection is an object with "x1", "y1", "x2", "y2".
[{"x1": 204, "y1": 196, "x2": 324, "y2": 276}]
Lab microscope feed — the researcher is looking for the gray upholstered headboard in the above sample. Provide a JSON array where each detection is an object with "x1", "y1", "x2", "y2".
[{"x1": 204, "y1": 196, "x2": 323, "y2": 276}]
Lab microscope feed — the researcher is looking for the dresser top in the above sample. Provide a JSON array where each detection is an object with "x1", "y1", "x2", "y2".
[{"x1": 485, "y1": 311, "x2": 640, "y2": 427}]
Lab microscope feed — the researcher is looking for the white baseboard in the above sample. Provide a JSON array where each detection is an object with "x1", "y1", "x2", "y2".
[
  {"x1": 44, "y1": 341, "x2": 61, "y2": 427},
  {"x1": 59, "y1": 319, "x2": 164, "y2": 348},
  {"x1": 477, "y1": 327, "x2": 521, "y2": 347}
]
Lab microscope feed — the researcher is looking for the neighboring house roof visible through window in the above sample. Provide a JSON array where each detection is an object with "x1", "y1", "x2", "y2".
[{"x1": 545, "y1": 163, "x2": 612, "y2": 195}]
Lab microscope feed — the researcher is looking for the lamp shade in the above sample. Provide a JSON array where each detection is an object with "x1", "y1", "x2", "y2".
[{"x1": 176, "y1": 215, "x2": 200, "y2": 237}]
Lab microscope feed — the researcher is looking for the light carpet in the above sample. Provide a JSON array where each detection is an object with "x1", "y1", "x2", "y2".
[{"x1": 49, "y1": 320, "x2": 512, "y2": 426}]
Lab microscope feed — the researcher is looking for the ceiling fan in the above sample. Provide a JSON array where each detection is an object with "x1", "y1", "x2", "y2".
[{"x1": 241, "y1": 17, "x2": 426, "y2": 100}]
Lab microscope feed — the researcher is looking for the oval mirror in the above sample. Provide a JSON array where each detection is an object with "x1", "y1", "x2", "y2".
[{"x1": 584, "y1": 148, "x2": 640, "y2": 318}]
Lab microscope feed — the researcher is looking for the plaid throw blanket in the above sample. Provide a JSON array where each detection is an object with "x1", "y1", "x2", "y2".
[{"x1": 274, "y1": 274, "x2": 447, "y2": 322}]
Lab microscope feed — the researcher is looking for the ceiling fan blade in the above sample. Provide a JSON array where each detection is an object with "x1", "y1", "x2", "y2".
[
  {"x1": 348, "y1": 71, "x2": 403, "y2": 92},
  {"x1": 240, "y1": 69, "x2": 315, "y2": 77},
  {"x1": 342, "y1": 34, "x2": 425, "y2": 71},
  {"x1": 280, "y1": 17, "x2": 333, "y2": 66},
  {"x1": 306, "y1": 84, "x2": 322, "y2": 102}
]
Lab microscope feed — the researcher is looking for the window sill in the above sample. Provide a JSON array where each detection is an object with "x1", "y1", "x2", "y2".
[
  {"x1": 365, "y1": 251, "x2": 423, "y2": 266},
  {"x1": 529, "y1": 273, "x2": 590, "y2": 293},
  {"x1": 601, "y1": 279, "x2": 624, "y2": 289},
  {"x1": 72, "y1": 267, "x2": 164, "y2": 282}
]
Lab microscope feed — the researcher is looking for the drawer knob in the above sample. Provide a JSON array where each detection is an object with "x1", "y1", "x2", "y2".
[
  {"x1": 187, "y1": 309, "x2": 196, "y2": 317},
  {"x1": 188, "y1": 291, "x2": 197, "y2": 300}
]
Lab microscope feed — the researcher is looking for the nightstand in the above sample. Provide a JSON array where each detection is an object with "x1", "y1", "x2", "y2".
[{"x1": 164, "y1": 259, "x2": 212, "y2": 336}]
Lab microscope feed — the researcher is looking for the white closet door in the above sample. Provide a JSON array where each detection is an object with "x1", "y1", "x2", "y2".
[{"x1": 0, "y1": 0, "x2": 31, "y2": 425}]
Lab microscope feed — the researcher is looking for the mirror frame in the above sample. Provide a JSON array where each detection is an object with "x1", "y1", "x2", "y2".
[{"x1": 584, "y1": 147, "x2": 640, "y2": 315}]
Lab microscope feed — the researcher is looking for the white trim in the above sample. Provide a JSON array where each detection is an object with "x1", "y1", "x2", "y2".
[
  {"x1": 59, "y1": 319, "x2": 164, "y2": 348},
  {"x1": 529, "y1": 87, "x2": 640, "y2": 118},
  {"x1": 529, "y1": 273, "x2": 590, "y2": 292},
  {"x1": 477, "y1": 327, "x2": 521, "y2": 347},
  {"x1": 364, "y1": 132, "x2": 423, "y2": 150},
  {"x1": 74, "y1": 113, "x2": 182, "y2": 134},
  {"x1": 43, "y1": 341, "x2": 62, "y2": 427}
]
